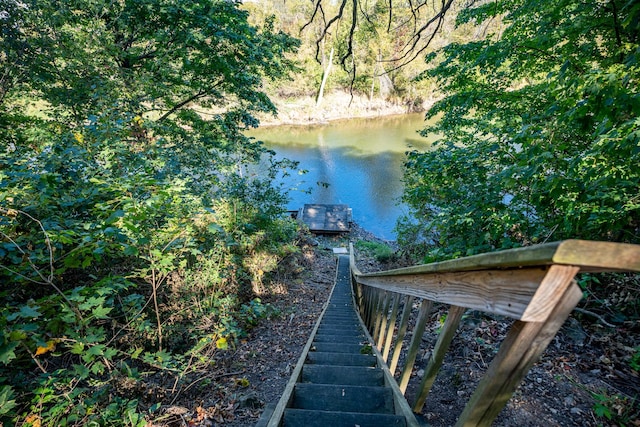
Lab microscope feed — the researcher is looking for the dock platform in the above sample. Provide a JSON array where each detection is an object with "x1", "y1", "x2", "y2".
[{"x1": 299, "y1": 204, "x2": 351, "y2": 234}]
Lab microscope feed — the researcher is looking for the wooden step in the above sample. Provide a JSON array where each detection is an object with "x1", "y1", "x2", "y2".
[
  {"x1": 322, "y1": 311, "x2": 358, "y2": 318},
  {"x1": 301, "y1": 364, "x2": 384, "y2": 386},
  {"x1": 318, "y1": 320, "x2": 361, "y2": 328},
  {"x1": 306, "y1": 351, "x2": 377, "y2": 366},
  {"x1": 291, "y1": 383, "x2": 394, "y2": 413},
  {"x1": 312, "y1": 334, "x2": 365, "y2": 343},
  {"x1": 316, "y1": 327, "x2": 363, "y2": 336},
  {"x1": 311, "y1": 342, "x2": 369, "y2": 353},
  {"x1": 283, "y1": 408, "x2": 407, "y2": 427}
]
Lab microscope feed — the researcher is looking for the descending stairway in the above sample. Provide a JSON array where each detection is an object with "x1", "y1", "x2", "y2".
[{"x1": 263, "y1": 255, "x2": 418, "y2": 427}]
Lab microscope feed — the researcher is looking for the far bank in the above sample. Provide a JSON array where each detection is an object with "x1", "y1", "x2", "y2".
[{"x1": 255, "y1": 90, "x2": 437, "y2": 127}]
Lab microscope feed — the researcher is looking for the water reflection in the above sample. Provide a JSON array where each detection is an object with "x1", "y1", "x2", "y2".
[{"x1": 249, "y1": 113, "x2": 435, "y2": 239}]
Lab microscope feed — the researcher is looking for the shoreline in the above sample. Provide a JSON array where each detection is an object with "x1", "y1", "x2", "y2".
[{"x1": 256, "y1": 90, "x2": 436, "y2": 127}]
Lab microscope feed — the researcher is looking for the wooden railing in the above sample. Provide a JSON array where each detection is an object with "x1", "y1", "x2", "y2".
[{"x1": 349, "y1": 239, "x2": 640, "y2": 427}]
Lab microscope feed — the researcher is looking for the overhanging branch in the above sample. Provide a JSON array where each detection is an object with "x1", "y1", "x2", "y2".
[{"x1": 158, "y1": 90, "x2": 207, "y2": 122}]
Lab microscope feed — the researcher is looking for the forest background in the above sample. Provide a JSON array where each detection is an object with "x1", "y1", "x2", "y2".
[{"x1": 1, "y1": 0, "x2": 639, "y2": 425}]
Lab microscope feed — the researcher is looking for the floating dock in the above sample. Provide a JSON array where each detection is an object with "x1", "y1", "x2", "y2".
[{"x1": 299, "y1": 204, "x2": 351, "y2": 234}]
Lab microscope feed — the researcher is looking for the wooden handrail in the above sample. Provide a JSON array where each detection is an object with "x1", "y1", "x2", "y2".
[
  {"x1": 350, "y1": 240, "x2": 640, "y2": 322},
  {"x1": 349, "y1": 240, "x2": 640, "y2": 427},
  {"x1": 354, "y1": 240, "x2": 640, "y2": 276}
]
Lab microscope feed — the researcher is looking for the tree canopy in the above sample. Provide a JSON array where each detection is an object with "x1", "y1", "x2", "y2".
[{"x1": 398, "y1": 0, "x2": 640, "y2": 260}]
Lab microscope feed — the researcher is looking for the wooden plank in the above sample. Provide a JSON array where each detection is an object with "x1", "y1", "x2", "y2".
[
  {"x1": 356, "y1": 239, "x2": 640, "y2": 277},
  {"x1": 553, "y1": 239, "x2": 640, "y2": 272},
  {"x1": 362, "y1": 286, "x2": 372, "y2": 327},
  {"x1": 522, "y1": 265, "x2": 580, "y2": 322},
  {"x1": 455, "y1": 278, "x2": 583, "y2": 427},
  {"x1": 354, "y1": 282, "x2": 364, "y2": 317},
  {"x1": 302, "y1": 204, "x2": 326, "y2": 231},
  {"x1": 412, "y1": 305, "x2": 466, "y2": 412},
  {"x1": 399, "y1": 299, "x2": 433, "y2": 394},
  {"x1": 377, "y1": 292, "x2": 393, "y2": 350},
  {"x1": 366, "y1": 287, "x2": 379, "y2": 331},
  {"x1": 382, "y1": 294, "x2": 401, "y2": 361},
  {"x1": 372, "y1": 290, "x2": 386, "y2": 344},
  {"x1": 370, "y1": 288, "x2": 380, "y2": 330},
  {"x1": 349, "y1": 242, "x2": 364, "y2": 276},
  {"x1": 389, "y1": 295, "x2": 414, "y2": 375},
  {"x1": 355, "y1": 267, "x2": 549, "y2": 321},
  {"x1": 301, "y1": 204, "x2": 350, "y2": 233}
]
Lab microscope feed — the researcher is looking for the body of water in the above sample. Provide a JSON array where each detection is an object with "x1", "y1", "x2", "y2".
[{"x1": 249, "y1": 113, "x2": 436, "y2": 240}]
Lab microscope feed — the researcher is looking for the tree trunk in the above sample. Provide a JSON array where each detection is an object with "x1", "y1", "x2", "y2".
[{"x1": 316, "y1": 47, "x2": 334, "y2": 107}]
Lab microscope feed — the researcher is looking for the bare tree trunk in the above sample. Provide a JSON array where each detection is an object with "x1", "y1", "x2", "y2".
[
  {"x1": 370, "y1": 50, "x2": 382, "y2": 100},
  {"x1": 369, "y1": 75, "x2": 375, "y2": 100},
  {"x1": 316, "y1": 47, "x2": 334, "y2": 107}
]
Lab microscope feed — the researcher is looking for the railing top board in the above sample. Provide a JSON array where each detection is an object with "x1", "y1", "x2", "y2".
[
  {"x1": 350, "y1": 240, "x2": 640, "y2": 322},
  {"x1": 353, "y1": 239, "x2": 640, "y2": 279}
]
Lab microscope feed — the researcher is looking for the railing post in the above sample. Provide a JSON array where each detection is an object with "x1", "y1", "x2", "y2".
[
  {"x1": 375, "y1": 292, "x2": 393, "y2": 350},
  {"x1": 456, "y1": 265, "x2": 582, "y2": 426},
  {"x1": 372, "y1": 290, "x2": 386, "y2": 344},
  {"x1": 389, "y1": 295, "x2": 414, "y2": 375},
  {"x1": 382, "y1": 293, "x2": 402, "y2": 361},
  {"x1": 364, "y1": 286, "x2": 375, "y2": 328},
  {"x1": 399, "y1": 299, "x2": 433, "y2": 394},
  {"x1": 412, "y1": 305, "x2": 466, "y2": 412},
  {"x1": 373, "y1": 288, "x2": 384, "y2": 331}
]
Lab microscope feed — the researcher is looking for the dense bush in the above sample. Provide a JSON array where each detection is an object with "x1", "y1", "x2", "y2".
[
  {"x1": 0, "y1": 0, "x2": 300, "y2": 424},
  {"x1": 398, "y1": 0, "x2": 640, "y2": 261}
]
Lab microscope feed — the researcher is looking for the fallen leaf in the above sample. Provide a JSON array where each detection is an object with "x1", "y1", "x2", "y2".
[
  {"x1": 35, "y1": 340, "x2": 56, "y2": 356},
  {"x1": 24, "y1": 414, "x2": 41, "y2": 427}
]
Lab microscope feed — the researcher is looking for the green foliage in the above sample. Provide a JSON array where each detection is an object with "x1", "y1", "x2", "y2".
[
  {"x1": 0, "y1": 0, "x2": 301, "y2": 424},
  {"x1": 355, "y1": 240, "x2": 396, "y2": 263},
  {"x1": 631, "y1": 347, "x2": 640, "y2": 372},
  {"x1": 399, "y1": 0, "x2": 640, "y2": 261},
  {"x1": 591, "y1": 390, "x2": 637, "y2": 425},
  {"x1": 0, "y1": 385, "x2": 17, "y2": 417},
  {"x1": 360, "y1": 344, "x2": 373, "y2": 355},
  {"x1": 240, "y1": 298, "x2": 278, "y2": 328}
]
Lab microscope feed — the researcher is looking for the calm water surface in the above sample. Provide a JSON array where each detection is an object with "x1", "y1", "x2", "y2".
[{"x1": 249, "y1": 113, "x2": 436, "y2": 240}]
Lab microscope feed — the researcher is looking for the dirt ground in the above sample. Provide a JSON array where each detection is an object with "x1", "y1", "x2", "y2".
[{"x1": 156, "y1": 225, "x2": 640, "y2": 426}]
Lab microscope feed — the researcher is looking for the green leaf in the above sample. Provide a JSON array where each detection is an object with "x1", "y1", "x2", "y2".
[
  {"x1": 19, "y1": 305, "x2": 42, "y2": 319},
  {"x1": 8, "y1": 330, "x2": 27, "y2": 341},
  {"x1": 0, "y1": 385, "x2": 17, "y2": 416},
  {"x1": 594, "y1": 402, "x2": 612, "y2": 419},
  {"x1": 82, "y1": 344, "x2": 105, "y2": 362},
  {"x1": 91, "y1": 360, "x2": 105, "y2": 374},
  {"x1": 0, "y1": 341, "x2": 18, "y2": 365},
  {"x1": 123, "y1": 245, "x2": 139, "y2": 256},
  {"x1": 78, "y1": 296, "x2": 106, "y2": 311},
  {"x1": 73, "y1": 363, "x2": 90, "y2": 380},
  {"x1": 103, "y1": 346, "x2": 118, "y2": 361},
  {"x1": 208, "y1": 224, "x2": 224, "y2": 234},
  {"x1": 91, "y1": 305, "x2": 113, "y2": 319},
  {"x1": 70, "y1": 341, "x2": 85, "y2": 354},
  {"x1": 130, "y1": 348, "x2": 143, "y2": 359},
  {"x1": 105, "y1": 209, "x2": 125, "y2": 225}
]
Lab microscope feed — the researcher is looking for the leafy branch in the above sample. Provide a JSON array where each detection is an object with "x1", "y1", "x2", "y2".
[{"x1": 0, "y1": 207, "x2": 83, "y2": 321}]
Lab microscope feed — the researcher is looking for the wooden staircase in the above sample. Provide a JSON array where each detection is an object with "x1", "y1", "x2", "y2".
[
  {"x1": 260, "y1": 239, "x2": 640, "y2": 427},
  {"x1": 261, "y1": 255, "x2": 419, "y2": 427}
]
